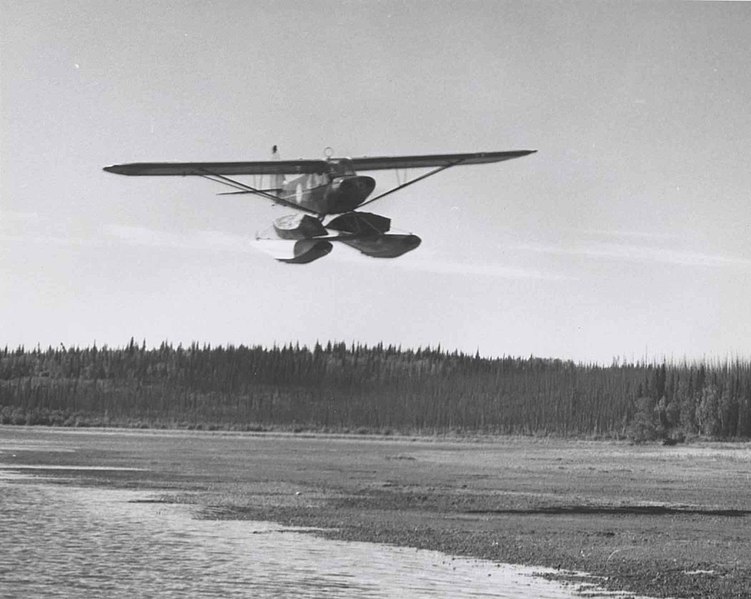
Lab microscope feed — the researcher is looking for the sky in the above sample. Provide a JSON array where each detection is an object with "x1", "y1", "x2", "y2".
[{"x1": 1, "y1": 0, "x2": 751, "y2": 363}]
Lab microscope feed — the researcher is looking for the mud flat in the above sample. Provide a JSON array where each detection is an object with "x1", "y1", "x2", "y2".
[{"x1": 1, "y1": 426, "x2": 749, "y2": 598}]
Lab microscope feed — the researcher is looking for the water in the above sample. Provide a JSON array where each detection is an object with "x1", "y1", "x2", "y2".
[{"x1": 0, "y1": 469, "x2": 633, "y2": 598}]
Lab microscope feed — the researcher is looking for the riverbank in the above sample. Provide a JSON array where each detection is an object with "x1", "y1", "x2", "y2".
[{"x1": 1, "y1": 427, "x2": 749, "y2": 598}]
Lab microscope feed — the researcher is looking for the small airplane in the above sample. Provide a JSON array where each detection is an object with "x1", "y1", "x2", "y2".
[{"x1": 104, "y1": 146, "x2": 536, "y2": 263}]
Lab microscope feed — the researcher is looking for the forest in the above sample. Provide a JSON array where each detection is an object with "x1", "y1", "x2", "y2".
[{"x1": 1, "y1": 340, "x2": 750, "y2": 440}]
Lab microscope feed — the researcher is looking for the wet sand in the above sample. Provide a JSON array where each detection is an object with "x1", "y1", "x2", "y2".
[{"x1": 1, "y1": 427, "x2": 749, "y2": 598}]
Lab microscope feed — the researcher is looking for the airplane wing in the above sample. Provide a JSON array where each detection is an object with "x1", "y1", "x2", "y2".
[
  {"x1": 354, "y1": 149, "x2": 537, "y2": 209},
  {"x1": 104, "y1": 151, "x2": 536, "y2": 176},
  {"x1": 103, "y1": 160, "x2": 329, "y2": 176},
  {"x1": 349, "y1": 150, "x2": 536, "y2": 171}
]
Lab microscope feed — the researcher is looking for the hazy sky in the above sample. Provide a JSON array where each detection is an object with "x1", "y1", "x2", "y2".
[{"x1": 2, "y1": 1, "x2": 751, "y2": 363}]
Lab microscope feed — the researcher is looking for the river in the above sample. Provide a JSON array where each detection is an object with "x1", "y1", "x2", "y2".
[{"x1": 0, "y1": 466, "x2": 636, "y2": 598}]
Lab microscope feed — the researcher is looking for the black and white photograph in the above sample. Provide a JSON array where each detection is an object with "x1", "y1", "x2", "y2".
[{"x1": 1, "y1": 1, "x2": 750, "y2": 597}]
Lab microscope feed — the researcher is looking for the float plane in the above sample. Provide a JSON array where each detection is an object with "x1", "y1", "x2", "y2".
[{"x1": 104, "y1": 146, "x2": 535, "y2": 264}]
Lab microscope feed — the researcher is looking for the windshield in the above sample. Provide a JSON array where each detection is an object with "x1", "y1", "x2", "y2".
[{"x1": 327, "y1": 158, "x2": 356, "y2": 177}]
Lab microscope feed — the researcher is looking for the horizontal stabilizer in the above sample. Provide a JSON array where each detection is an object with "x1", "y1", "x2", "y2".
[{"x1": 218, "y1": 189, "x2": 282, "y2": 196}]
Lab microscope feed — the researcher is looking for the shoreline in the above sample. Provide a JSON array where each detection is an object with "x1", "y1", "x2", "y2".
[
  {"x1": 5, "y1": 421, "x2": 750, "y2": 446},
  {"x1": 2, "y1": 426, "x2": 749, "y2": 598}
]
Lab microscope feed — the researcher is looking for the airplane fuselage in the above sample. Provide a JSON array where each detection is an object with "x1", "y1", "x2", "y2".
[{"x1": 280, "y1": 159, "x2": 375, "y2": 215}]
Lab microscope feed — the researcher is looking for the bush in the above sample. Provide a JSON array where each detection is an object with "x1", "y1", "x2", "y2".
[{"x1": 627, "y1": 397, "x2": 663, "y2": 443}]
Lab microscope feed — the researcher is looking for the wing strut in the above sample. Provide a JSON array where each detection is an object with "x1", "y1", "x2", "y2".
[
  {"x1": 197, "y1": 169, "x2": 318, "y2": 215},
  {"x1": 357, "y1": 159, "x2": 467, "y2": 209}
]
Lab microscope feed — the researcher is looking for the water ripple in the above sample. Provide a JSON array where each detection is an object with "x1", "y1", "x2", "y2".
[{"x1": 0, "y1": 470, "x2": 632, "y2": 598}]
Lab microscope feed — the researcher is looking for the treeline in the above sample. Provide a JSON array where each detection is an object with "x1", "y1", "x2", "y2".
[{"x1": 1, "y1": 340, "x2": 750, "y2": 440}]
